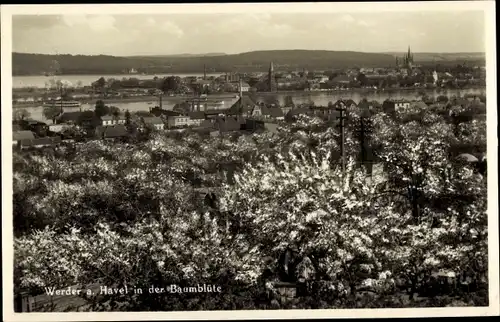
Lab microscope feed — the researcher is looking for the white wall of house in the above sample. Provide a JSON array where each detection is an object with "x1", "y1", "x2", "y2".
[
  {"x1": 395, "y1": 102, "x2": 410, "y2": 111},
  {"x1": 153, "y1": 123, "x2": 165, "y2": 130},
  {"x1": 49, "y1": 124, "x2": 67, "y2": 133},
  {"x1": 168, "y1": 116, "x2": 191, "y2": 127},
  {"x1": 189, "y1": 119, "x2": 204, "y2": 126}
]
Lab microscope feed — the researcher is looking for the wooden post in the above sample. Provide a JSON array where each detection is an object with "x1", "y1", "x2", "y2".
[
  {"x1": 15, "y1": 291, "x2": 33, "y2": 312},
  {"x1": 357, "y1": 117, "x2": 367, "y2": 165},
  {"x1": 60, "y1": 86, "x2": 64, "y2": 114},
  {"x1": 336, "y1": 105, "x2": 347, "y2": 174}
]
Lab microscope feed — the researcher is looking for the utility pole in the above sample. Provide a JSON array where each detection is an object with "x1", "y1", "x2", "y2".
[
  {"x1": 358, "y1": 117, "x2": 366, "y2": 164},
  {"x1": 336, "y1": 104, "x2": 347, "y2": 174},
  {"x1": 60, "y1": 85, "x2": 64, "y2": 114}
]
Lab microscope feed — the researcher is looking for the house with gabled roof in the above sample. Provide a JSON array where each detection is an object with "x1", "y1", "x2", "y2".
[
  {"x1": 285, "y1": 107, "x2": 312, "y2": 122},
  {"x1": 19, "y1": 137, "x2": 62, "y2": 150},
  {"x1": 13, "y1": 130, "x2": 35, "y2": 145},
  {"x1": 265, "y1": 107, "x2": 285, "y2": 120},
  {"x1": 95, "y1": 124, "x2": 128, "y2": 140},
  {"x1": 101, "y1": 115, "x2": 126, "y2": 126},
  {"x1": 188, "y1": 111, "x2": 206, "y2": 126},
  {"x1": 210, "y1": 116, "x2": 242, "y2": 136},
  {"x1": 228, "y1": 95, "x2": 257, "y2": 116},
  {"x1": 142, "y1": 116, "x2": 165, "y2": 130}
]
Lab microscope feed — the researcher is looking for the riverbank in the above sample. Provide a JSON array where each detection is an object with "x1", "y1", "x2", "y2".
[
  {"x1": 11, "y1": 86, "x2": 486, "y2": 109},
  {"x1": 12, "y1": 94, "x2": 239, "y2": 109}
]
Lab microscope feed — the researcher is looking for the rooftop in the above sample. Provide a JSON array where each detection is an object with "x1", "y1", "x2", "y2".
[
  {"x1": 13, "y1": 130, "x2": 35, "y2": 141},
  {"x1": 142, "y1": 116, "x2": 164, "y2": 125}
]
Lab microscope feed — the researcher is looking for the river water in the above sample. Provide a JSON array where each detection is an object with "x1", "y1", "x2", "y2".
[{"x1": 20, "y1": 87, "x2": 485, "y2": 123}]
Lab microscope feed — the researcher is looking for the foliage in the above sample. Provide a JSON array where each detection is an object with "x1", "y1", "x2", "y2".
[
  {"x1": 13, "y1": 104, "x2": 488, "y2": 310},
  {"x1": 43, "y1": 106, "x2": 61, "y2": 124},
  {"x1": 13, "y1": 109, "x2": 31, "y2": 121}
]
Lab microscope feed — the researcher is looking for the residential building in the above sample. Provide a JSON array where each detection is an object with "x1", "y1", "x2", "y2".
[
  {"x1": 285, "y1": 107, "x2": 312, "y2": 122},
  {"x1": 311, "y1": 106, "x2": 337, "y2": 120},
  {"x1": 101, "y1": 115, "x2": 119, "y2": 126},
  {"x1": 259, "y1": 106, "x2": 285, "y2": 120},
  {"x1": 19, "y1": 137, "x2": 62, "y2": 150},
  {"x1": 142, "y1": 116, "x2": 165, "y2": 130},
  {"x1": 225, "y1": 72, "x2": 240, "y2": 83},
  {"x1": 330, "y1": 75, "x2": 353, "y2": 87},
  {"x1": 394, "y1": 100, "x2": 411, "y2": 112},
  {"x1": 250, "y1": 105, "x2": 263, "y2": 117},
  {"x1": 228, "y1": 92, "x2": 257, "y2": 116},
  {"x1": 13, "y1": 130, "x2": 35, "y2": 145},
  {"x1": 57, "y1": 111, "x2": 99, "y2": 127},
  {"x1": 167, "y1": 115, "x2": 191, "y2": 128},
  {"x1": 204, "y1": 109, "x2": 230, "y2": 119},
  {"x1": 95, "y1": 124, "x2": 128, "y2": 140},
  {"x1": 240, "y1": 82, "x2": 251, "y2": 92},
  {"x1": 333, "y1": 99, "x2": 357, "y2": 110},
  {"x1": 188, "y1": 111, "x2": 206, "y2": 126},
  {"x1": 49, "y1": 124, "x2": 68, "y2": 133},
  {"x1": 101, "y1": 115, "x2": 126, "y2": 126},
  {"x1": 281, "y1": 106, "x2": 293, "y2": 116},
  {"x1": 244, "y1": 119, "x2": 280, "y2": 134},
  {"x1": 382, "y1": 99, "x2": 411, "y2": 113}
]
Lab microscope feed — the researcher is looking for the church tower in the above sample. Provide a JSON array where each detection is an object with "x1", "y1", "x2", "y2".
[
  {"x1": 268, "y1": 61, "x2": 276, "y2": 92},
  {"x1": 406, "y1": 45, "x2": 413, "y2": 67}
]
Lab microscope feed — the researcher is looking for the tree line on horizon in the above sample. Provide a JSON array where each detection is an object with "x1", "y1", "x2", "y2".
[{"x1": 12, "y1": 51, "x2": 486, "y2": 76}]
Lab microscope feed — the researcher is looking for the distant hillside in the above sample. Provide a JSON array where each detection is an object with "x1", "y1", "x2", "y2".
[
  {"x1": 13, "y1": 50, "x2": 397, "y2": 76},
  {"x1": 12, "y1": 50, "x2": 485, "y2": 76},
  {"x1": 129, "y1": 53, "x2": 227, "y2": 58},
  {"x1": 384, "y1": 52, "x2": 485, "y2": 63}
]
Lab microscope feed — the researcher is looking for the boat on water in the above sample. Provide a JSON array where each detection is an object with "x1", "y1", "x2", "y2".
[{"x1": 44, "y1": 99, "x2": 81, "y2": 108}]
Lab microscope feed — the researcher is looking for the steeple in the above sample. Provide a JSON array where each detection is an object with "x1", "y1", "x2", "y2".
[{"x1": 269, "y1": 61, "x2": 274, "y2": 72}]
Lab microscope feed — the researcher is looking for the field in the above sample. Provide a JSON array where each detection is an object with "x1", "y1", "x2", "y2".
[{"x1": 13, "y1": 98, "x2": 488, "y2": 311}]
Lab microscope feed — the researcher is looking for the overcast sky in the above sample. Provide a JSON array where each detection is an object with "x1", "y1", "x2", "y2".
[{"x1": 12, "y1": 11, "x2": 485, "y2": 56}]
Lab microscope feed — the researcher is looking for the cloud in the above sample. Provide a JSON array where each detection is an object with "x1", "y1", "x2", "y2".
[
  {"x1": 259, "y1": 23, "x2": 293, "y2": 38},
  {"x1": 160, "y1": 21, "x2": 184, "y2": 38},
  {"x1": 88, "y1": 15, "x2": 117, "y2": 32},
  {"x1": 340, "y1": 14, "x2": 355, "y2": 23},
  {"x1": 61, "y1": 15, "x2": 117, "y2": 32},
  {"x1": 13, "y1": 15, "x2": 63, "y2": 30},
  {"x1": 358, "y1": 20, "x2": 370, "y2": 27}
]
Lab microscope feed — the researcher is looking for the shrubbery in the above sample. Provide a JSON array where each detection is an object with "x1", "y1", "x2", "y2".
[{"x1": 13, "y1": 106, "x2": 488, "y2": 310}]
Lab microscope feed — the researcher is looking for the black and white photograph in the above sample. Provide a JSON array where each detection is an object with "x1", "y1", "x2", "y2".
[{"x1": 1, "y1": 2, "x2": 498, "y2": 320}]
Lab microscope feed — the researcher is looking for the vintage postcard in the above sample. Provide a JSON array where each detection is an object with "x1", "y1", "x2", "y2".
[{"x1": 1, "y1": 1, "x2": 498, "y2": 321}]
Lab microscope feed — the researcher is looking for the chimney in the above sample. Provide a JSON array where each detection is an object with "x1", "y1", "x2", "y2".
[
  {"x1": 239, "y1": 79, "x2": 243, "y2": 97},
  {"x1": 204, "y1": 64, "x2": 207, "y2": 80}
]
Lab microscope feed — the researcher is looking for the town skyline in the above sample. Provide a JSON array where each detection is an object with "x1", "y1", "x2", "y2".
[{"x1": 13, "y1": 11, "x2": 485, "y2": 56}]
